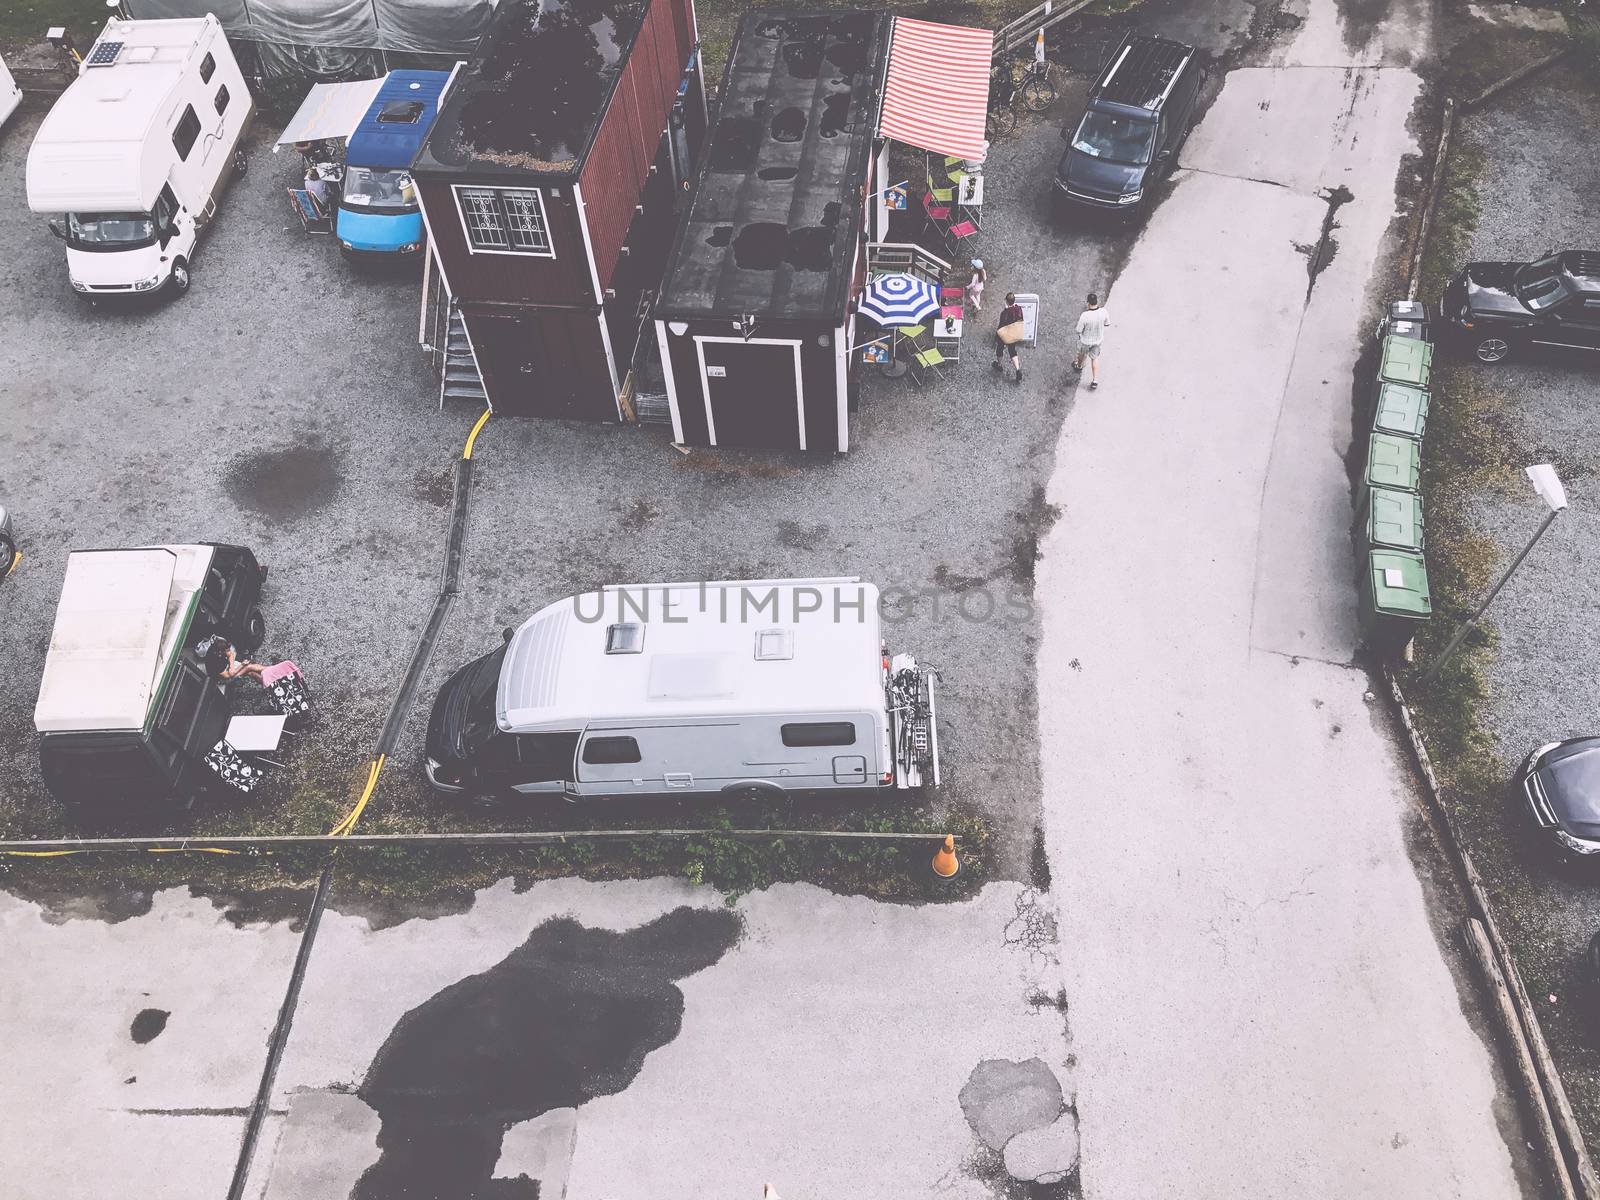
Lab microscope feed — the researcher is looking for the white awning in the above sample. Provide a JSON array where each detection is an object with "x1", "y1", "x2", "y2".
[{"x1": 273, "y1": 77, "x2": 384, "y2": 151}]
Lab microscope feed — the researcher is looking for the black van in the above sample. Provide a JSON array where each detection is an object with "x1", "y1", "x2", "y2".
[
  {"x1": 1054, "y1": 34, "x2": 1204, "y2": 215},
  {"x1": 35, "y1": 543, "x2": 268, "y2": 814}
]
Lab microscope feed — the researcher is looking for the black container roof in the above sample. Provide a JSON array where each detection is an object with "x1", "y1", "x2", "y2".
[
  {"x1": 414, "y1": 0, "x2": 650, "y2": 178},
  {"x1": 655, "y1": 10, "x2": 890, "y2": 323}
]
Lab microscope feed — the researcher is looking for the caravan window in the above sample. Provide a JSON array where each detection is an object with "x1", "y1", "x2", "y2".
[
  {"x1": 214, "y1": 85, "x2": 230, "y2": 114},
  {"x1": 582, "y1": 736, "x2": 642, "y2": 765},
  {"x1": 454, "y1": 186, "x2": 554, "y2": 256},
  {"x1": 198, "y1": 52, "x2": 215, "y2": 83},
  {"x1": 781, "y1": 722, "x2": 857, "y2": 747},
  {"x1": 172, "y1": 105, "x2": 201, "y2": 160}
]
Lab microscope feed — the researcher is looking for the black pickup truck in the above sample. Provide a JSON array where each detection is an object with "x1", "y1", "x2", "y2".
[{"x1": 1441, "y1": 250, "x2": 1600, "y2": 364}]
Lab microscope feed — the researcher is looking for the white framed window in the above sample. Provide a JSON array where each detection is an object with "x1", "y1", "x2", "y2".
[{"x1": 452, "y1": 185, "x2": 555, "y2": 257}]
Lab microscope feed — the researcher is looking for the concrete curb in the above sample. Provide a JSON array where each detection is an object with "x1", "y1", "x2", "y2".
[{"x1": 1382, "y1": 666, "x2": 1600, "y2": 1200}]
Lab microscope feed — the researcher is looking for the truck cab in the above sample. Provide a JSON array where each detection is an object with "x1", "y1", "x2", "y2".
[{"x1": 335, "y1": 70, "x2": 449, "y2": 261}]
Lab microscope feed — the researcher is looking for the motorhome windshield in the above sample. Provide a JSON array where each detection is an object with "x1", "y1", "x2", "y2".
[
  {"x1": 66, "y1": 211, "x2": 155, "y2": 250},
  {"x1": 341, "y1": 167, "x2": 418, "y2": 213}
]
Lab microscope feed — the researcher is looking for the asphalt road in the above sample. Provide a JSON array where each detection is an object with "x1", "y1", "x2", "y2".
[{"x1": 1035, "y1": 0, "x2": 1536, "y2": 1193}]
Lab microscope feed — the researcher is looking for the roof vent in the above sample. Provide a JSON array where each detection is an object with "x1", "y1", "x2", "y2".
[
  {"x1": 754, "y1": 628, "x2": 793, "y2": 660},
  {"x1": 605, "y1": 622, "x2": 645, "y2": 654},
  {"x1": 379, "y1": 99, "x2": 426, "y2": 124}
]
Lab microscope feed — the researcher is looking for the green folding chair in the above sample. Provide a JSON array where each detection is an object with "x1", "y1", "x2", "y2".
[
  {"x1": 907, "y1": 345, "x2": 949, "y2": 386},
  {"x1": 925, "y1": 174, "x2": 954, "y2": 205}
]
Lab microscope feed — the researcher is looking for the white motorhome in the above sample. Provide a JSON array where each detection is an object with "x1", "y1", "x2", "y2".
[
  {"x1": 26, "y1": 16, "x2": 253, "y2": 299},
  {"x1": 0, "y1": 53, "x2": 21, "y2": 130},
  {"x1": 424, "y1": 578, "x2": 941, "y2": 801}
]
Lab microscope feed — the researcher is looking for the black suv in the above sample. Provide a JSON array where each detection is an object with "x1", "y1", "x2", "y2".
[
  {"x1": 1442, "y1": 250, "x2": 1600, "y2": 364},
  {"x1": 1518, "y1": 737, "x2": 1600, "y2": 861},
  {"x1": 1054, "y1": 34, "x2": 1203, "y2": 215}
]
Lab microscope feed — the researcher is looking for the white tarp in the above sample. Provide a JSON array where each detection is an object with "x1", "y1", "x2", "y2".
[
  {"x1": 274, "y1": 77, "x2": 384, "y2": 148},
  {"x1": 126, "y1": 0, "x2": 496, "y2": 56},
  {"x1": 34, "y1": 549, "x2": 178, "y2": 734}
]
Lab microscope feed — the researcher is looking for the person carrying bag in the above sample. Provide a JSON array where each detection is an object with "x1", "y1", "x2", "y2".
[{"x1": 993, "y1": 293, "x2": 1026, "y2": 383}]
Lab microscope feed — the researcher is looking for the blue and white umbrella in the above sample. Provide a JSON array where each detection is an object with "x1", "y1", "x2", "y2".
[{"x1": 858, "y1": 273, "x2": 940, "y2": 327}]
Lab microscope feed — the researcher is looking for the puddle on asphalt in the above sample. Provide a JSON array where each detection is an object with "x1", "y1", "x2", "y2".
[
  {"x1": 223, "y1": 437, "x2": 342, "y2": 519},
  {"x1": 351, "y1": 906, "x2": 741, "y2": 1199},
  {"x1": 130, "y1": 1008, "x2": 169, "y2": 1043}
]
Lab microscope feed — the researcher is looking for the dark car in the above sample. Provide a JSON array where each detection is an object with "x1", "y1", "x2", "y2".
[
  {"x1": 1442, "y1": 250, "x2": 1600, "y2": 364},
  {"x1": 1519, "y1": 736, "x2": 1600, "y2": 859},
  {"x1": 1054, "y1": 33, "x2": 1203, "y2": 215}
]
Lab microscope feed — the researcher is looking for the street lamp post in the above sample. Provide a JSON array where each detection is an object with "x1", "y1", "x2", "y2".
[{"x1": 1422, "y1": 464, "x2": 1568, "y2": 685}]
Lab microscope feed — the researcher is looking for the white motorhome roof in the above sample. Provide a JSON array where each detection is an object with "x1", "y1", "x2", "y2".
[
  {"x1": 498, "y1": 579, "x2": 885, "y2": 732},
  {"x1": 26, "y1": 17, "x2": 214, "y2": 212},
  {"x1": 34, "y1": 545, "x2": 214, "y2": 734}
]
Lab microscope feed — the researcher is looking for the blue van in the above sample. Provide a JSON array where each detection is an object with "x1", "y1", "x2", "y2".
[{"x1": 336, "y1": 70, "x2": 450, "y2": 260}]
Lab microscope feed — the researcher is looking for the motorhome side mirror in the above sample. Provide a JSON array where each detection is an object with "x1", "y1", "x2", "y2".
[
  {"x1": 1157, "y1": 149, "x2": 1172, "y2": 163},
  {"x1": 503, "y1": 627, "x2": 515, "y2": 643},
  {"x1": 47, "y1": 220, "x2": 65, "y2": 240}
]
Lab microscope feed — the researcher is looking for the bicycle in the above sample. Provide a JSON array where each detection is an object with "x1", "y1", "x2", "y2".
[
  {"x1": 1014, "y1": 56, "x2": 1058, "y2": 112},
  {"x1": 984, "y1": 56, "x2": 1058, "y2": 141},
  {"x1": 985, "y1": 72, "x2": 1021, "y2": 140}
]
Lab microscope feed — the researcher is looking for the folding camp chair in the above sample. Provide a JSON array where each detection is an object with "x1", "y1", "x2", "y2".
[
  {"x1": 922, "y1": 193, "x2": 952, "y2": 238},
  {"x1": 939, "y1": 287, "x2": 965, "y2": 310},
  {"x1": 907, "y1": 345, "x2": 950, "y2": 386},
  {"x1": 925, "y1": 174, "x2": 954, "y2": 205},
  {"x1": 945, "y1": 219, "x2": 978, "y2": 257},
  {"x1": 287, "y1": 187, "x2": 331, "y2": 234}
]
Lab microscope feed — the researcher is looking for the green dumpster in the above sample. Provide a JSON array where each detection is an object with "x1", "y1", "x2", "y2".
[
  {"x1": 1359, "y1": 549, "x2": 1432, "y2": 653},
  {"x1": 1378, "y1": 334, "x2": 1432, "y2": 388},
  {"x1": 1372, "y1": 381, "x2": 1429, "y2": 441},
  {"x1": 1365, "y1": 431, "x2": 1421, "y2": 493},
  {"x1": 1357, "y1": 486, "x2": 1424, "y2": 553}
]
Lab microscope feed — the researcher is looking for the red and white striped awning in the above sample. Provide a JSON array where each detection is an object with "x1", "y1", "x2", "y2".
[{"x1": 877, "y1": 17, "x2": 994, "y2": 162}]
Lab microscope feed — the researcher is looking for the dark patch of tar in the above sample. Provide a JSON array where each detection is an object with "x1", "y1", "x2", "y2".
[
  {"x1": 771, "y1": 107, "x2": 807, "y2": 142},
  {"x1": 1030, "y1": 825, "x2": 1053, "y2": 892},
  {"x1": 819, "y1": 92, "x2": 850, "y2": 138},
  {"x1": 706, "y1": 225, "x2": 733, "y2": 247},
  {"x1": 130, "y1": 1008, "x2": 169, "y2": 1044},
  {"x1": 1009, "y1": 484, "x2": 1063, "y2": 585},
  {"x1": 709, "y1": 116, "x2": 760, "y2": 171},
  {"x1": 731, "y1": 223, "x2": 833, "y2": 273},
  {"x1": 781, "y1": 37, "x2": 823, "y2": 79},
  {"x1": 223, "y1": 438, "x2": 341, "y2": 519},
  {"x1": 351, "y1": 907, "x2": 741, "y2": 1200},
  {"x1": 758, "y1": 166, "x2": 798, "y2": 181}
]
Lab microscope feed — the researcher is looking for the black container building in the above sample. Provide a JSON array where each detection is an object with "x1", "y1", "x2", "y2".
[{"x1": 651, "y1": 10, "x2": 891, "y2": 453}]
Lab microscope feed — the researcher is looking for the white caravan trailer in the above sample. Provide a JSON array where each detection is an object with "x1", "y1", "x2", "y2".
[
  {"x1": 424, "y1": 578, "x2": 941, "y2": 801},
  {"x1": 25, "y1": 16, "x2": 253, "y2": 299},
  {"x1": 0, "y1": 53, "x2": 21, "y2": 130}
]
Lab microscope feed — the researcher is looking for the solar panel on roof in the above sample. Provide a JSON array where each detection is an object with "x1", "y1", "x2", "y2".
[{"x1": 85, "y1": 40, "x2": 124, "y2": 67}]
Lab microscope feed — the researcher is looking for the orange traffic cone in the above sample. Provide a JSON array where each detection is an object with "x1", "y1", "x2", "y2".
[{"x1": 931, "y1": 834, "x2": 960, "y2": 879}]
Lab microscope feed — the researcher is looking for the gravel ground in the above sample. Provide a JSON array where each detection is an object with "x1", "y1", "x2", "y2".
[
  {"x1": 0, "y1": 87, "x2": 1139, "y2": 878},
  {"x1": 1421, "y1": 56, "x2": 1600, "y2": 1150}
]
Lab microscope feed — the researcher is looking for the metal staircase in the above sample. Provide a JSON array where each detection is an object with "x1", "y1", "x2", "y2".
[{"x1": 440, "y1": 301, "x2": 487, "y2": 409}]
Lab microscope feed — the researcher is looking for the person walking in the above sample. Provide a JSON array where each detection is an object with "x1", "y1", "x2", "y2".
[
  {"x1": 993, "y1": 292, "x2": 1025, "y2": 384},
  {"x1": 968, "y1": 258, "x2": 987, "y2": 312},
  {"x1": 1073, "y1": 292, "x2": 1109, "y2": 389}
]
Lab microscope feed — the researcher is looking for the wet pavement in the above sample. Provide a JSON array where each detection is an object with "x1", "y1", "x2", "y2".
[
  {"x1": 0, "y1": 879, "x2": 1079, "y2": 1199},
  {"x1": 1034, "y1": 0, "x2": 1537, "y2": 1193}
]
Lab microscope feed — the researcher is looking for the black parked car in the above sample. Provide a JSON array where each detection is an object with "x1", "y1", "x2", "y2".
[
  {"x1": 1519, "y1": 736, "x2": 1600, "y2": 859},
  {"x1": 1054, "y1": 33, "x2": 1204, "y2": 216},
  {"x1": 1442, "y1": 250, "x2": 1600, "y2": 364}
]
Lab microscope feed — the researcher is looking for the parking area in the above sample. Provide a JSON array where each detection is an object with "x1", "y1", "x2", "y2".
[
  {"x1": 0, "y1": 92, "x2": 1133, "y2": 876},
  {"x1": 1412, "y1": 49, "x2": 1600, "y2": 1149}
]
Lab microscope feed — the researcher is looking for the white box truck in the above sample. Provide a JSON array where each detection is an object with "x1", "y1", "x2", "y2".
[
  {"x1": 0, "y1": 52, "x2": 21, "y2": 130},
  {"x1": 424, "y1": 578, "x2": 941, "y2": 801},
  {"x1": 25, "y1": 16, "x2": 253, "y2": 300},
  {"x1": 35, "y1": 544, "x2": 269, "y2": 813}
]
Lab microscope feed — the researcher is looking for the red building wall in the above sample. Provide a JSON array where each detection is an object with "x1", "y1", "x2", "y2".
[{"x1": 578, "y1": 0, "x2": 696, "y2": 290}]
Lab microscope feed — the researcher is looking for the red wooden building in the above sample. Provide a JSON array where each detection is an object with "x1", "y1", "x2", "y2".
[{"x1": 413, "y1": 0, "x2": 707, "y2": 419}]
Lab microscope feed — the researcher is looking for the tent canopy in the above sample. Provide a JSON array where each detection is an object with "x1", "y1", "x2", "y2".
[
  {"x1": 877, "y1": 17, "x2": 993, "y2": 162},
  {"x1": 273, "y1": 77, "x2": 385, "y2": 149}
]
